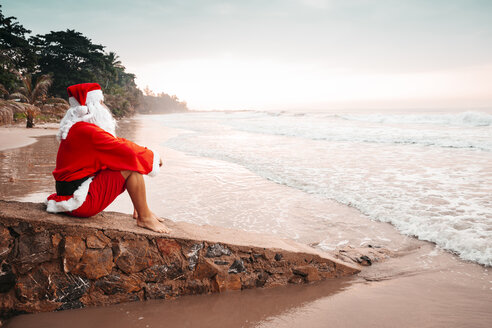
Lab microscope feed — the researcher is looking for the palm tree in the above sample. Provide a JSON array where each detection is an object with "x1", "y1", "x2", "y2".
[
  {"x1": 9, "y1": 73, "x2": 52, "y2": 128},
  {"x1": 10, "y1": 73, "x2": 52, "y2": 105},
  {"x1": 103, "y1": 52, "x2": 125, "y2": 89},
  {"x1": 107, "y1": 51, "x2": 124, "y2": 69}
]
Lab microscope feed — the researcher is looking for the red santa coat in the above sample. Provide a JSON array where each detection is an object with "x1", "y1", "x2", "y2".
[{"x1": 46, "y1": 121, "x2": 160, "y2": 213}]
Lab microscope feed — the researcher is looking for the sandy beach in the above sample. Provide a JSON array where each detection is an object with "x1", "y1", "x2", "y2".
[
  {"x1": 1, "y1": 116, "x2": 491, "y2": 327},
  {"x1": 2, "y1": 0, "x2": 491, "y2": 325},
  {"x1": 0, "y1": 124, "x2": 58, "y2": 152}
]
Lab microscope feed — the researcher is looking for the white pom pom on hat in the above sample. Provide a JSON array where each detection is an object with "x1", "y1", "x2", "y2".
[{"x1": 74, "y1": 106, "x2": 89, "y2": 117}]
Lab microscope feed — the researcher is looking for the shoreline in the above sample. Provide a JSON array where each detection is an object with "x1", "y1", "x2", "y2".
[
  {"x1": 0, "y1": 124, "x2": 57, "y2": 152},
  {"x1": 1, "y1": 117, "x2": 491, "y2": 327}
]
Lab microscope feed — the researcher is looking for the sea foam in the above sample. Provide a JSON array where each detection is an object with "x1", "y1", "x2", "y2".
[
  {"x1": 157, "y1": 110, "x2": 492, "y2": 266},
  {"x1": 338, "y1": 111, "x2": 492, "y2": 127}
]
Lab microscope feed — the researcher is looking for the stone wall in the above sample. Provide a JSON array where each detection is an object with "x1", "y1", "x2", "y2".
[{"x1": 0, "y1": 201, "x2": 360, "y2": 319}]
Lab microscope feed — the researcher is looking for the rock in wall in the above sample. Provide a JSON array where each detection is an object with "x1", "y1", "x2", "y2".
[{"x1": 0, "y1": 201, "x2": 360, "y2": 319}]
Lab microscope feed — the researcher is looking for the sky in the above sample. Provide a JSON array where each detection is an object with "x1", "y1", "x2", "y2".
[{"x1": 3, "y1": 0, "x2": 492, "y2": 111}]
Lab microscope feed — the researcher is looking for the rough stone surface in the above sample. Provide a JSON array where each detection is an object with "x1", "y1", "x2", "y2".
[
  {"x1": 143, "y1": 264, "x2": 182, "y2": 281},
  {"x1": 187, "y1": 243, "x2": 203, "y2": 270},
  {"x1": 72, "y1": 248, "x2": 114, "y2": 280},
  {"x1": 206, "y1": 243, "x2": 231, "y2": 257},
  {"x1": 49, "y1": 273, "x2": 90, "y2": 305},
  {"x1": 215, "y1": 272, "x2": 242, "y2": 292},
  {"x1": 228, "y1": 259, "x2": 246, "y2": 274},
  {"x1": 193, "y1": 259, "x2": 220, "y2": 280},
  {"x1": 86, "y1": 231, "x2": 110, "y2": 249},
  {"x1": 0, "y1": 262, "x2": 15, "y2": 293},
  {"x1": 114, "y1": 239, "x2": 159, "y2": 274},
  {"x1": 0, "y1": 200, "x2": 360, "y2": 320},
  {"x1": 292, "y1": 266, "x2": 321, "y2": 283},
  {"x1": 334, "y1": 245, "x2": 393, "y2": 267},
  {"x1": 63, "y1": 236, "x2": 86, "y2": 272},
  {"x1": 144, "y1": 283, "x2": 173, "y2": 299},
  {"x1": 95, "y1": 274, "x2": 143, "y2": 294},
  {"x1": 16, "y1": 230, "x2": 52, "y2": 274},
  {"x1": 156, "y1": 238, "x2": 181, "y2": 257},
  {"x1": 0, "y1": 226, "x2": 12, "y2": 260},
  {"x1": 214, "y1": 260, "x2": 229, "y2": 266}
]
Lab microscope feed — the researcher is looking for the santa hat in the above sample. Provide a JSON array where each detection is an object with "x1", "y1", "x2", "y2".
[
  {"x1": 67, "y1": 83, "x2": 104, "y2": 111},
  {"x1": 57, "y1": 82, "x2": 114, "y2": 141}
]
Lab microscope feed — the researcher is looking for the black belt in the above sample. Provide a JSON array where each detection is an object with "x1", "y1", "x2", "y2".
[{"x1": 55, "y1": 177, "x2": 90, "y2": 196}]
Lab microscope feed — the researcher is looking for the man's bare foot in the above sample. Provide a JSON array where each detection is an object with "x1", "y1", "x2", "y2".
[
  {"x1": 136, "y1": 215, "x2": 171, "y2": 233},
  {"x1": 133, "y1": 209, "x2": 167, "y2": 223}
]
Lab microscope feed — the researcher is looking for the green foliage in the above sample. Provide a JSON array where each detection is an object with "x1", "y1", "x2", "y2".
[
  {"x1": 9, "y1": 73, "x2": 52, "y2": 104},
  {"x1": 0, "y1": 83, "x2": 7, "y2": 97},
  {"x1": 14, "y1": 112, "x2": 26, "y2": 120},
  {"x1": 0, "y1": 5, "x2": 37, "y2": 92},
  {"x1": 30, "y1": 29, "x2": 143, "y2": 117},
  {"x1": 101, "y1": 52, "x2": 143, "y2": 117},
  {"x1": 0, "y1": 5, "x2": 186, "y2": 118},
  {"x1": 30, "y1": 29, "x2": 106, "y2": 97}
]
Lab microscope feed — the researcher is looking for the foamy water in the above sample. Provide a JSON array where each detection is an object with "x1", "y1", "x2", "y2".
[{"x1": 153, "y1": 110, "x2": 492, "y2": 266}]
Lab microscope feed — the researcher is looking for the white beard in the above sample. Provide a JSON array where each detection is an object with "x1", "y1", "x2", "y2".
[{"x1": 57, "y1": 101, "x2": 117, "y2": 141}]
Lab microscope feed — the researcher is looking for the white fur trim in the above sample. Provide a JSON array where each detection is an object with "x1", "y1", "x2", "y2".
[
  {"x1": 69, "y1": 97, "x2": 80, "y2": 107},
  {"x1": 69, "y1": 89, "x2": 104, "y2": 107},
  {"x1": 57, "y1": 96, "x2": 116, "y2": 141},
  {"x1": 85, "y1": 89, "x2": 104, "y2": 104},
  {"x1": 148, "y1": 148, "x2": 160, "y2": 177},
  {"x1": 45, "y1": 177, "x2": 94, "y2": 213}
]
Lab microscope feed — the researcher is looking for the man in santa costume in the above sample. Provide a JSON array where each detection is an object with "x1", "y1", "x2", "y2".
[{"x1": 46, "y1": 83, "x2": 169, "y2": 233}]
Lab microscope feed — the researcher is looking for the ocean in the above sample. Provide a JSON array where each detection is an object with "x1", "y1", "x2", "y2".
[
  {"x1": 3, "y1": 108, "x2": 492, "y2": 327},
  {"x1": 147, "y1": 109, "x2": 492, "y2": 266}
]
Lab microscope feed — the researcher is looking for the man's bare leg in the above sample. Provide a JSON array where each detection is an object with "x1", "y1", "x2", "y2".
[
  {"x1": 121, "y1": 170, "x2": 170, "y2": 233},
  {"x1": 133, "y1": 207, "x2": 166, "y2": 223}
]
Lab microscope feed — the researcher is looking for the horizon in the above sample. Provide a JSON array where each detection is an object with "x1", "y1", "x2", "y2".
[{"x1": 3, "y1": 0, "x2": 492, "y2": 111}]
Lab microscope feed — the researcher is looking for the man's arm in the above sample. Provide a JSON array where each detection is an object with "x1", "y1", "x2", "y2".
[{"x1": 90, "y1": 126, "x2": 161, "y2": 176}]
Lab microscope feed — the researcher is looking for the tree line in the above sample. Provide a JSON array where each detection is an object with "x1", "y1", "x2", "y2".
[
  {"x1": 0, "y1": 5, "x2": 187, "y2": 119},
  {"x1": 140, "y1": 86, "x2": 188, "y2": 114}
]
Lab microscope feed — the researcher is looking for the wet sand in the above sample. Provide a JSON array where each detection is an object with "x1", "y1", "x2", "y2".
[
  {"x1": 1, "y1": 116, "x2": 491, "y2": 327},
  {"x1": 0, "y1": 124, "x2": 57, "y2": 152}
]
